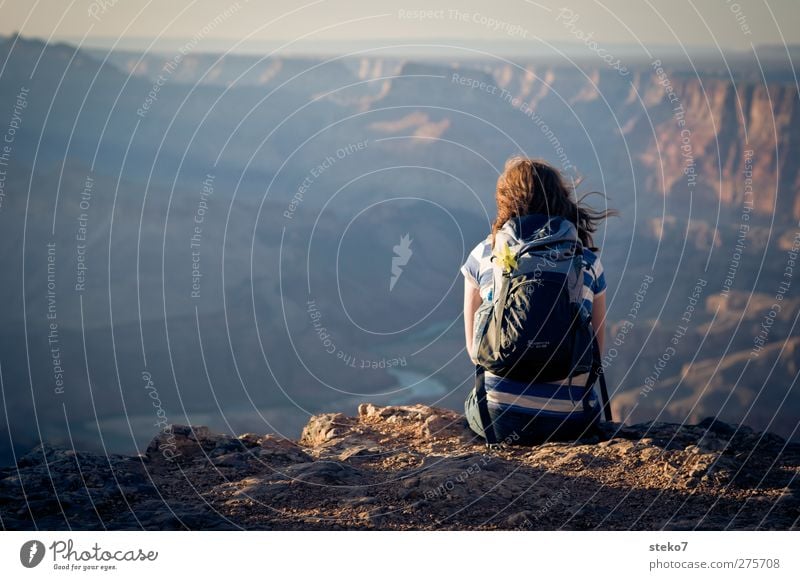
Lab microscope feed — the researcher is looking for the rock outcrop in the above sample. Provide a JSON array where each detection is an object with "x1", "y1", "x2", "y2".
[{"x1": 1, "y1": 404, "x2": 798, "y2": 530}]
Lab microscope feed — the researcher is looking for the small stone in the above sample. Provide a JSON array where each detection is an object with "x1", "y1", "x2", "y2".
[
  {"x1": 358, "y1": 403, "x2": 379, "y2": 418},
  {"x1": 423, "y1": 415, "x2": 450, "y2": 438},
  {"x1": 300, "y1": 413, "x2": 354, "y2": 446},
  {"x1": 339, "y1": 445, "x2": 375, "y2": 461},
  {"x1": 357, "y1": 403, "x2": 435, "y2": 421}
]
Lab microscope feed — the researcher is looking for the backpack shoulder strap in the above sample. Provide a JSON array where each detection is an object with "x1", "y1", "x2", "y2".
[
  {"x1": 581, "y1": 335, "x2": 612, "y2": 421},
  {"x1": 598, "y1": 371, "x2": 612, "y2": 422},
  {"x1": 591, "y1": 336, "x2": 613, "y2": 421},
  {"x1": 473, "y1": 366, "x2": 499, "y2": 446}
]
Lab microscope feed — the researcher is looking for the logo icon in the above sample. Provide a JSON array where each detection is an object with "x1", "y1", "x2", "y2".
[
  {"x1": 389, "y1": 234, "x2": 413, "y2": 291},
  {"x1": 20, "y1": 540, "x2": 45, "y2": 568}
]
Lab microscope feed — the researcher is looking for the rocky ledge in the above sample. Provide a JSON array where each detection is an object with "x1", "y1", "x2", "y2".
[{"x1": 1, "y1": 404, "x2": 798, "y2": 530}]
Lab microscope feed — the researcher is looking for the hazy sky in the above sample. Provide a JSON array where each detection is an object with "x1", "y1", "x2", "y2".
[{"x1": 1, "y1": 0, "x2": 798, "y2": 53}]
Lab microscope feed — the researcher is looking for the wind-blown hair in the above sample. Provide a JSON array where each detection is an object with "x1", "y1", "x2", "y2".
[{"x1": 491, "y1": 156, "x2": 618, "y2": 251}]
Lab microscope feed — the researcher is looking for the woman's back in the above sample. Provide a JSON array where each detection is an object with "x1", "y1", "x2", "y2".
[{"x1": 462, "y1": 231, "x2": 607, "y2": 444}]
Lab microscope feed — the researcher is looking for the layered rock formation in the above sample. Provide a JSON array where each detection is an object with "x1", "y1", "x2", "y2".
[{"x1": 1, "y1": 404, "x2": 798, "y2": 530}]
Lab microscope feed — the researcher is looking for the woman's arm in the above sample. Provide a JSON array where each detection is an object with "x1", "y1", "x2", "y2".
[
  {"x1": 591, "y1": 291, "x2": 607, "y2": 355},
  {"x1": 464, "y1": 279, "x2": 482, "y2": 361}
]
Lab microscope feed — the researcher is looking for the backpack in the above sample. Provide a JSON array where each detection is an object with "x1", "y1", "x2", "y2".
[{"x1": 471, "y1": 214, "x2": 612, "y2": 445}]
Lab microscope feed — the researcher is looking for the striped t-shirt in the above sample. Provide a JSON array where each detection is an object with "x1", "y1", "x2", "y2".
[{"x1": 461, "y1": 235, "x2": 607, "y2": 417}]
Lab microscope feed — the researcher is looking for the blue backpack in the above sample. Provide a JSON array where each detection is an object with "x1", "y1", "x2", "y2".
[{"x1": 471, "y1": 214, "x2": 612, "y2": 446}]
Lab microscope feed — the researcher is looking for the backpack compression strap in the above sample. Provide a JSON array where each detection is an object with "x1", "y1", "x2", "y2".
[{"x1": 474, "y1": 366, "x2": 499, "y2": 446}]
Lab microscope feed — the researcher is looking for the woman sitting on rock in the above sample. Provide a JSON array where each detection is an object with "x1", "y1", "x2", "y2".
[{"x1": 462, "y1": 156, "x2": 617, "y2": 446}]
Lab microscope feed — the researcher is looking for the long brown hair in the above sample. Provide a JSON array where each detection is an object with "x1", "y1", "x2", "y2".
[{"x1": 491, "y1": 156, "x2": 618, "y2": 251}]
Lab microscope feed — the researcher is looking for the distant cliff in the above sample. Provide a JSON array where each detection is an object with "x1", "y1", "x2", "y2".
[
  {"x1": 485, "y1": 62, "x2": 800, "y2": 220},
  {"x1": 1, "y1": 404, "x2": 798, "y2": 530}
]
